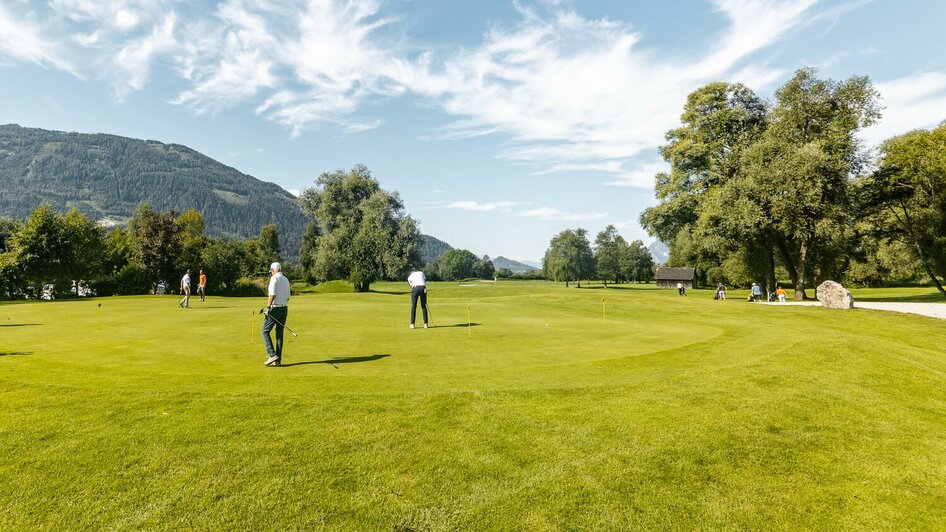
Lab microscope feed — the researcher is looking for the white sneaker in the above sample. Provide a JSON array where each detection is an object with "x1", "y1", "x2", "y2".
[
  {"x1": 264, "y1": 355, "x2": 279, "y2": 366},
  {"x1": 423, "y1": 323, "x2": 428, "y2": 329},
  {"x1": 410, "y1": 324, "x2": 415, "y2": 329}
]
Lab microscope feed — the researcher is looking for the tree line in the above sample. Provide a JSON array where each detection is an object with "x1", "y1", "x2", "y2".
[
  {"x1": 0, "y1": 202, "x2": 284, "y2": 299},
  {"x1": 542, "y1": 226, "x2": 655, "y2": 287},
  {"x1": 640, "y1": 67, "x2": 946, "y2": 299}
]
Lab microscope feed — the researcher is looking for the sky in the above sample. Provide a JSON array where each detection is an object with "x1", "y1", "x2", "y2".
[{"x1": 1, "y1": 0, "x2": 945, "y2": 263}]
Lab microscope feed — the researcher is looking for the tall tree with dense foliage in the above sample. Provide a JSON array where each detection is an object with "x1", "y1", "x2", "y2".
[
  {"x1": 642, "y1": 69, "x2": 880, "y2": 298},
  {"x1": 641, "y1": 81, "x2": 769, "y2": 288},
  {"x1": 544, "y1": 228, "x2": 594, "y2": 287},
  {"x1": 175, "y1": 209, "x2": 209, "y2": 274},
  {"x1": 594, "y1": 225, "x2": 626, "y2": 286},
  {"x1": 744, "y1": 68, "x2": 880, "y2": 298},
  {"x1": 473, "y1": 255, "x2": 496, "y2": 279},
  {"x1": 129, "y1": 203, "x2": 182, "y2": 291},
  {"x1": 61, "y1": 209, "x2": 105, "y2": 295},
  {"x1": 299, "y1": 165, "x2": 421, "y2": 292},
  {"x1": 6, "y1": 204, "x2": 67, "y2": 295},
  {"x1": 434, "y1": 249, "x2": 477, "y2": 281},
  {"x1": 862, "y1": 122, "x2": 946, "y2": 296},
  {"x1": 624, "y1": 239, "x2": 656, "y2": 282}
]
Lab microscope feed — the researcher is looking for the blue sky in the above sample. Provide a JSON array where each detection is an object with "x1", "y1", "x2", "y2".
[{"x1": 1, "y1": 0, "x2": 945, "y2": 263}]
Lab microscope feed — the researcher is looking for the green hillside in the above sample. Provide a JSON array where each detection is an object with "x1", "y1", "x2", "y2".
[{"x1": 0, "y1": 124, "x2": 306, "y2": 259}]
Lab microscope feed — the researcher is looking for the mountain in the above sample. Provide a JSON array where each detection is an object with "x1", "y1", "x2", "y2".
[
  {"x1": 492, "y1": 256, "x2": 539, "y2": 273},
  {"x1": 419, "y1": 234, "x2": 452, "y2": 265},
  {"x1": 648, "y1": 241, "x2": 669, "y2": 265},
  {"x1": 0, "y1": 124, "x2": 306, "y2": 259}
]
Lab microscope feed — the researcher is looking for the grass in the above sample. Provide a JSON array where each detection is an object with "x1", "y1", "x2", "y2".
[{"x1": 1, "y1": 282, "x2": 944, "y2": 530}]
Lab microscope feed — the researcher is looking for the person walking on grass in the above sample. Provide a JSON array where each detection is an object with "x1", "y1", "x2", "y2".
[
  {"x1": 716, "y1": 282, "x2": 726, "y2": 301},
  {"x1": 776, "y1": 285, "x2": 787, "y2": 303},
  {"x1": 263, "y1": 262, "x2": 291, "y2": 367},
  {"x1": 408, "y1": 270, "x2": 428, "y2": 329},
  {"x1": 179, "y1": 269, "x2": 191, "y2": 308},
  {"x1": 197, "y1": 269, "x2": 207, "y2": 302},
  {"x1": 677, "y1": 282, "x2": 686, "y2": 296}
]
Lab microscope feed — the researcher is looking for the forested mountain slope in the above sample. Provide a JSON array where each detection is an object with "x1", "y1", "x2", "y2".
[{"x1": 0, "y1": 124, "x2": 306, "y2": 258}]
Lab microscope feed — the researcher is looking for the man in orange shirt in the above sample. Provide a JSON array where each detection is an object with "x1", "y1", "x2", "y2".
[
  {"x1": 197, "y1": 269, "x2": 207, "y2": 302},
  {"x1": 776, "y1": 285, "x2": 787, "y2": 303}
]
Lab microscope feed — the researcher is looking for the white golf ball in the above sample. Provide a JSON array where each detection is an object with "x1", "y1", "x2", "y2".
[{"x1": 545, "y1": 323, "x2": 549, "y2": 327}]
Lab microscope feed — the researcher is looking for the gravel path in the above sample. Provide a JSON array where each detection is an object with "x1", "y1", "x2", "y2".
[{"x1": 763, "y1": 300, "x2": 946, "y2": 320}]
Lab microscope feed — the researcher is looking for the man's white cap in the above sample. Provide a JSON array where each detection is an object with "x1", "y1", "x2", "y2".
[{"x1": 270, "y1": 262, "x2": 282, "y2": 271}]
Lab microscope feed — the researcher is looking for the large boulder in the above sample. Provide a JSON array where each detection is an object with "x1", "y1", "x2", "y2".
[{"x1": 816, "y1": 280, "x2": 855, "y2": 309}]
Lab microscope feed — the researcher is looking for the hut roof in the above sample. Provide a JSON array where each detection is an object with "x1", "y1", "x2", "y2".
[{"x1": 655, "y1": 267, "x2": 695, "y2": 281}]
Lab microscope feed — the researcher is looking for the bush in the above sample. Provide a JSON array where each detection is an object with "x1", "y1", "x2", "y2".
[
  {"x1": 227, "y1": 277, "x2": 268, "y2": 297},
  {"x1": 92, "y1": 264, "x2": 152, "y2": 296}
]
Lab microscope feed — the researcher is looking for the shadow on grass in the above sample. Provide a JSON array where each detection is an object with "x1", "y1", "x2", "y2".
[
  {"x1": 280, "y1": 354, "x2": 391, "y2": 368},
  {"x1": 0, "y1": 351, "x2": 32, "y2": 356},
  {"x1": 428, "y1": 323, "x2": 481, "y2": 329},
  {"x1": 0, "y1": 323, "x2": 42, "y2": 327},
  {"x1": 369, "y1": 289, "x2": 410, "y2": 296}
]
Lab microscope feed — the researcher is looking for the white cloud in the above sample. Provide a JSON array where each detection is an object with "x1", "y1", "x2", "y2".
[
  {"x1": 113, "y1": 12, "x2": 179, "y2": 97},
  {"x1": 604, "y1": 161, "x2": 668, "y2": 188},
  {"x1": 861, "y1": 72, "x2": 946, "y2": 146},
  {"x1": 447, "y1": 200, "x2": 519, "y2": 212},
  {"x1": 8, "y1": 0, "x2": 888, "y2": 182},
  {"x1": 410, "y1": 0, "x2": 819, "y2": 180},
  {"x1": 0, "y1": 3, "x2": 77, "y2": 75},
  {"x1": 517, "y1": 207, "x2": 607, "y2": 222}
]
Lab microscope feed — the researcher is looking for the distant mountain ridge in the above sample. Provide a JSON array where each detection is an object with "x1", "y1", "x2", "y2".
[
  {"x1": 0, "y1": 124, "x2": 307, "y2": 259},
  {"x1": 647, "y1": 241, "x2": 668, "y2": 264},
  {"x1": 419, "y1": 234, "x2": 452, "y2": 265},
  {"x1": 492, "y1": 256, "x2": 538, "y2": 273}
]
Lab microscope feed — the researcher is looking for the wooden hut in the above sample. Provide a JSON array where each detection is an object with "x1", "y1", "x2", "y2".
[{"x1": 655, "y1": 267, "x2": 696, "y2": 289}]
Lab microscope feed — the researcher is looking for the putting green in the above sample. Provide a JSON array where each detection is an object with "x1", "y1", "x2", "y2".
[{"x1": 0, "y1": 284, "x2": 722, "y2": 393}]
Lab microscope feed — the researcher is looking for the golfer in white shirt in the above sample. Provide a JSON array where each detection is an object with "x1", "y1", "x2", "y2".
[
  {"x1": 263, "y1": 262, "x2": 291, "y2": 366},
  {"x1": 407, "y1": 270, "x2": 428, "y2": 329}
]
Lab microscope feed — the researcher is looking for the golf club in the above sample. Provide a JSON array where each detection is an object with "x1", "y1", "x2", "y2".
[{"x1": 258, "y1": 308, "x2": 299, "y2": 337}]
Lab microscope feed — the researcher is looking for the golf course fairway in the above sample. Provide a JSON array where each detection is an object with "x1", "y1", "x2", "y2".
[{"x1": 2, "y1": 281, "x2": 944, "y2": 529}]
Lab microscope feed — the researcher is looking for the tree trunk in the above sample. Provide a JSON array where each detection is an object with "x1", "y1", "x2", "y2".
[
  {"x1": 354, "y1": 282, "x2": 369, "y2": 292},
  {"x1": 565, "y1": 279, "x2": 570, "y2": 288},
  {"x1": 913, "y1": 241, "x2": 946, "y2": 298},
  {"x1": 776, "y1": 238, "x2": 800, "y2": 297},
  {"x1": 763, "y1": 242, "x2": 776, "y2": 294},
  {"x1": 794, "y1": 240, "x2": 809, "y2": 300}
]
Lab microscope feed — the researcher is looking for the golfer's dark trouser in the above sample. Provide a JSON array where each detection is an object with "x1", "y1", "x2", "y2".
[
  {"x1": 262, "y1": 306, "x2": 288, "y2": 359},
  {"x1": 410, "y1": 286, "x2": 428, "y2": 325}
]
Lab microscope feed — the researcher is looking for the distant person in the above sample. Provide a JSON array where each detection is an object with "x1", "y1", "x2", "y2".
[
  {"x1": 263, "y1": 262, "x2": 291, "y2": 367},
  {"x1": 776, "y1": 285, "x2": 787, "y2": 303},
  {"x1": 750, "y1": 282, "x2": 762, "y2": 302},
  {"x1": 407, "y1": 270, "x2": 428, "y2": 329},
  {"x1": 179, "y1": 269, "x2": 191, "y2": 308},
  {"x1": 197, "y1": 269, "x2": 207, "y2": 302},
  {"x1": 716, "y1": 282, "x2": 726, "y2": 301},
  {"x1": 677, "y1": 282, "x2": 686, "y2": 296}
]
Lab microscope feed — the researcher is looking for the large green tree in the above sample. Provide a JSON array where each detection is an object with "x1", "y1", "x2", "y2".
[
  {"x1": 299, "y1": 165, "x2": 421, "y2": 292},
  {"x1": 594, "y1": 225, "x2": 626, "y2": 286},
  {"x1": 745, "y1": 68, "x2": 879, "y2": 298},
  {"x1": 862, "y1": 122, "x2": 946, "y2": 296},
  {"x1": 642, "y1": 69, "x2": 880, "y2": 298},
  {"x1": 543, "y1": 229, "x2": 594, "y2": 287},
  {"x1": 129, "y1": 203, "x2": 182, "y2": 291},
  {"x1": 640, "y1": 82, "x2": 768, "y2": 286},
  {"x1": 434, "y1": 249, "x2": 477, "y2": 281}
]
